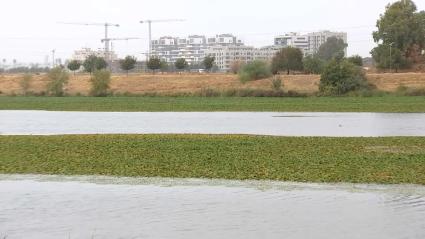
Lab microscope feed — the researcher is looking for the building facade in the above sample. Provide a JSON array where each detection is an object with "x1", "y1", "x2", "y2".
[
  {"x1": 274, "y1": 33, "x2": 310, "y2": 55},
  {"x1": 151, "y1": 34, "x2": 243, "y2": 65},
  {"x1": 205, "y1": 45, "x2": 283, "y2": 71},
  {"x1": 307, "y1": 31, "x2": 348, "y2": 55},
  {"x1": 274, "y1": 31, "x2": 347, "y2": 56}
]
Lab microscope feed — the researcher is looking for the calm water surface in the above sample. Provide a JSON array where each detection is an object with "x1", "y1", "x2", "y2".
[
  {"x1": 0, "y1": 175, "x2": 424, "y2": 239},
  {"x1": 1, "y1": 111, "x2": 425, "y2": 136}
]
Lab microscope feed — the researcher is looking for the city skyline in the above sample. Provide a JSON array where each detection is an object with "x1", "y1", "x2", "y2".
[{"x1": 0, "y1": 0, "x2": 424, "y2": 64}]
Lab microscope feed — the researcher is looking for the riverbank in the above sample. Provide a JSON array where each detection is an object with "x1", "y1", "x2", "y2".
[
  {"x1": 1, "y1": 135, "x2": 424, "y2": 184},
  {"x1": 1, "y1": 96, "x2": 425, "y2": 112},
  {"x1": 1, "y1": 73, "x2": 425, "y2": 96}
]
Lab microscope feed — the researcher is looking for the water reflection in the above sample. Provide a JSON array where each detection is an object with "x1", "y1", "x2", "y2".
[{"x1": 0, "y1": 175, "x2": 424, "y2": 239}]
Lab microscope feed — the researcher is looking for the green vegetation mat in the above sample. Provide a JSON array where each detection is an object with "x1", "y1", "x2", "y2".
[
  {"x1": 0, "y1": 96, "x2": 425, "y2": 112},
  {"x1": 1, "y1": 135, "x2": 424, "y2": 184}
]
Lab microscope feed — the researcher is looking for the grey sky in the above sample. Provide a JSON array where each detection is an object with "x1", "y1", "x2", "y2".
[{"x1": 1, "y1": 0, "x2": 423, "y2": 63}]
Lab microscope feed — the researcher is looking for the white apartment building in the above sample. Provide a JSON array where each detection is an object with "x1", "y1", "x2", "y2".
[
  {"x1": 71, "y1": 48, "x2": 118, "y2": 62},
  {"x1": 205, "y1": 45, "x2": 283, "y2": 71},
  {"x1": 151, "y1": 34, "x2": 244, "y2": 65},
  {"x1": 274, "y1": 33, "x2": 310, "y2": 55},
  {"x1": 308, "y1": 31, "x2": 348, "y2": 55},
  {"x1": 274, "y1": 31, "x2": 347, "y2": 56}
]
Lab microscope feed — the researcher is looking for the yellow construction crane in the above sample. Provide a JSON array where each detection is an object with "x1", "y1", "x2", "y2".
[
  {"x1": 139, "y1": 19, "x2": 185, "y2": 59},
  {"x1": 58, "y1": 22, "x2": 120, "y2": 61}
]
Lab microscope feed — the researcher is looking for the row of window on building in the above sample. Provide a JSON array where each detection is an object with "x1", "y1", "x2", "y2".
[{"x1": 150, "y1": 31, "x2": 347, "y2": 71}]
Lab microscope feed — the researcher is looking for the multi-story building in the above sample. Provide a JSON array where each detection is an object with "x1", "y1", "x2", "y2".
[
  {"x1": 205, "y1": 45, "x2": 283, "y2": 71},
  {"x1": 151, "y1": 34, "x2": 243, "y2": 65},
  {"x1": 274, "y1": 33, "x2": 310, "y2": 55},
  {"x1": 71, "y1": 48, "x2": 118, "y2": 62},
  {"x1": 307, "y1": 31, "x2": 347, "y2": 55},
  {"x1": 274, "y1": 31, "x2": 348, "y2": 56}
]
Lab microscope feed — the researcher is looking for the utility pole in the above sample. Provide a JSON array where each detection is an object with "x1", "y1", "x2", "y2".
[{"x1": 389, "y1": 42, "x2": 394, "y2": 73}]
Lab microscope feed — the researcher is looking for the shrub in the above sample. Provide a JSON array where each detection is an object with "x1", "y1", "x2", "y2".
[
  {"x1": 46, "y1": 67, "x2": 69, "y2": 96},
  {"x1": 230, "y1": 61, "x2": 245, "y2": 74},
  {"x1": 319, "y1": 60, "x2": 368, "y2": 96},
  {"x1": 20, "y1": 74, "x2": 33, "y2": 96},
  {"x1": 90, "y1": 70, "x2": 111, "y2": 97},
  {"x1": 238, "y1": 61, "x2": 272, "y2": 83},
  {"x1": 271, "y1": 76, "x2": 283, "y2": 91}
]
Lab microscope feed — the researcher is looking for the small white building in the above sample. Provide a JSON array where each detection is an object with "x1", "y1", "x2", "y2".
[{"x1": 71, "y1": 48, "x2": 118, "y2": 62}]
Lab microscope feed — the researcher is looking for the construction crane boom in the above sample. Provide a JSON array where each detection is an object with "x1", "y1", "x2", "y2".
[
  {"x1": 58, "y1": 22, "x2": 120, "y2": 61},
  {"x1": 139, "y1": 19, "x2": 185, "y2": 59},
  {"x1": 101, "y1": 37, "x2": 143, "y2": 43}
]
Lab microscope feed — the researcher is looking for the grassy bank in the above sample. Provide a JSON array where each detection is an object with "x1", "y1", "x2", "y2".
[
  {"x1": 1, "y1": 96, "x2": 425, "y2": 112},
  {"x1": 1, "y1": 135, "x2": 424, "y2": 184}
]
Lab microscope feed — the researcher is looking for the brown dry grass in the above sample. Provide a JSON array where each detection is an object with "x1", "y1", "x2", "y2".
[{"x1": 0, "y1": 72, "x2": 424, "y2": 96}]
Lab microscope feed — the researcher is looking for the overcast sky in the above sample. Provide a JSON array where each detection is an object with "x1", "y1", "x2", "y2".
[{"x1": 1, "y1": 0, "x2": 423, "y2": 64}]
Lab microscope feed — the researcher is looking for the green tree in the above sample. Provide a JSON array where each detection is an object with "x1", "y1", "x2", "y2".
[
  {"x1": 46, "y1": 67, "x2": 69, "y2": 97},
  {"x1": 175, "y1": 58, "x2": 188, "y2": 71},
  {"x1": 160, "y1": 60, "x2": 169, "y2": 73},
  {"x1": 238, "y1": 60, "x2": 272, "y2": 83},
  {"x1": 372, "y1": 0, "x2": 425, "y2": 66},
  {"x1": 147, "y1": 57, "x2": 161, "y2": 73},
  {"x1": 67, "y1": 60, "x2": 81, "y2": 76},
  {"x1": 83, "y1": 55, "x2": 107, "y2": 74},
  {"x1": 317, "y1": 37, "x2": 348, "y2": 61},
  {"x1": 303, "y1": 55, "x2": 325, "y2": 74},
  {"x1": 347, "y1": 55, "x2": 364, "y2": 66},
  {"x1": 90, "y1": 69, "x2": 111, "y2": 97},
  {"x1": 271, "y1": 47, "x2": 304, "y2": 75},
  {"x1": 203, "y1": 56, "x2": 215, "y2": 72},
  {"x1": 319, "y1": 60, "x2": 368, "y2": 95},
  {"x1": 371, "y1": 44, "x2": 408, "y2": 71},
  {"x1": 120, "y1": 56, "x2": 137, "y2": 76}
]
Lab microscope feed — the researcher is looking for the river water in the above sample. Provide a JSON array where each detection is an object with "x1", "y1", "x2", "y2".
[
  {"x1": 0, "y1": 175, "x2": 424, "y2": 239},
  {"x1": 1, "y1": 111, "x2": 425, "y2": 136}
]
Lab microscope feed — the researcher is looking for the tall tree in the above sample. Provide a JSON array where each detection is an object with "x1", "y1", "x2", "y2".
[
  {"x1": 67, "y1": 60, "x2": 81, "y2": 76},
  {"x1": 120, "y1": 56, "x2": 137, "y2": 76},
  {"x1": 303, "y1": 55, "x2": 324, "y2": 74},
  {"x1": 371, "y1": 44, "x2": 408, "y2": 71},
  {"x1": 317, "y1": 37, "x2": 348, "y2": 61},
  {"x1": 147, "y1": 57, "x2": 161, "y2": 73},
  {"x1": 372, "y1": 0, "x2": 425, "y2": 68},
  {"x1": 203, "y1": 56, "x2": 215, "y2": 72},
  {"x1": 271, "y1": 47, "x2": 304, "y2": 75},
  {"x1": 175, "y1": 58, "x2": 188, "y2": 71}
]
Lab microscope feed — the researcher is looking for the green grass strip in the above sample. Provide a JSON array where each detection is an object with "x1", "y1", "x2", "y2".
[
  {"x1": 1, "y1": 135, "x2": 424, "y2": 184},
  {"x1": 1, "y1": 96, "x2": 425, "y2": 112}
]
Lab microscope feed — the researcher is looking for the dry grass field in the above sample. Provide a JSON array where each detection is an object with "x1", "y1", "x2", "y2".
[{"x1": 0, "y1": 73, "x2": 424, "y2": 96}]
